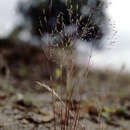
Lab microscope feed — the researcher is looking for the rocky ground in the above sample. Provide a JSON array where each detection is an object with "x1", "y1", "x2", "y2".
[{"x1": 0, "y1": 42, "x2": 130, "y2": 130}]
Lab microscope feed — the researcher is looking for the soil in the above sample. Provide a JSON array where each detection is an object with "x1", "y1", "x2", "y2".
[{"x1": 0, "y1": 42, "x2": 130, "y2": 130}]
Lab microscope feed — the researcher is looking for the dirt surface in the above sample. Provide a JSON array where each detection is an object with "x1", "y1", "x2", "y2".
[{"x1": 0, "y1": 42, "x2": 130, "y2": 130}]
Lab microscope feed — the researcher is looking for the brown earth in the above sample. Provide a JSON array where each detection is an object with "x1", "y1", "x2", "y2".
[{"x1": 0, "y1": 42, "x2": 130, "y2": 130}]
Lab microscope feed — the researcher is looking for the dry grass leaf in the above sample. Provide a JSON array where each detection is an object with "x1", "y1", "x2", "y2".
[
  {"x1": 37, "y1": 82, "x2": 86, "y2": 130},
  {"x1": 54, "y1": 101, "x2": 66, "y2": 117}
]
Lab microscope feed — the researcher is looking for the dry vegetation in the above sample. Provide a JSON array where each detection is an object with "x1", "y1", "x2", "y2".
[
  {"x1": 0, "y1": 43, "x2": 130, "y2": 130},
  {"x1": 0, "y1": 1, "x2": 129, "y2": 130}
]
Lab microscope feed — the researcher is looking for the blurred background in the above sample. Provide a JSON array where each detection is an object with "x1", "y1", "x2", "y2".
[
  {"x1": 0, "y1": 0, "x2": 130, "y2": 71},
  {"x1": 91, "y1": 0, "x2": 130, "y2": 72}
]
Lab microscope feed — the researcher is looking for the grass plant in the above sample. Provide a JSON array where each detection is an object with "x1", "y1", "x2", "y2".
[{"x1": 37, "y1": 1, "x2": 107, "y2": 130}]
